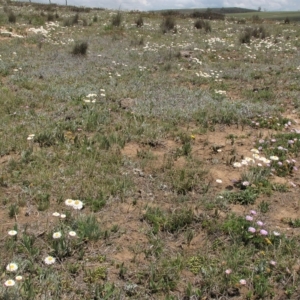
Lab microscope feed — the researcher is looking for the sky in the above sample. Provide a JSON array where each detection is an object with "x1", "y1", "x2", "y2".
[{"x1": 31, "y1": 0, "x2": 300, "y2": 12}]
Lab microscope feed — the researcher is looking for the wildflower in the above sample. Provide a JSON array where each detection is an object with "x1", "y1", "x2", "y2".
[
  {"x1": 253, "y1": 153, "x2": 260, "y2": 159},
  {"x1": 27, "y1": 134, "x2": 35, "y2": 141},
  {"x1": 273, "y1": 231, "x2": 280, "y2": 236},
  {"x1": 60, "y1": 214, "x2": 66, "y2": 219},
  {"x1": 250, "y1": 210, "x2": 257, "y2": 215},
  {"x1": 8, "y1": 230, "x2": 17, "y2": 236},
  {"x1": 265, "y1": 238, "x2": 272, "y2": 245},
  {"x1": 239, "y1": 279, "x2": 246, "y2": 285},
  {"x1": 72, "y1": 200, "x2": 83, "y2": 210},
  {"x1": 4, "y1": 279, "x2": 15, "y2": 287},
  {"x1": 260, "y1": 229, "x2": 268, "y2": 236},
  {"x1": 69, "y1": 231, "x2": 77, "y2": 237},
  {"x1": 242, "y1": 181, "x2": 250, "y2": 186},
  {"x1": 246, "y1": 215, "x2": 253, "y2": 221},
  {"x1": 216, "y1": 179, "x2": 222, "y2": 184},
  {"x1": 248, "y1": 227, "x2": 256, "y2": 233},
  {"x1": 256, "y1": 221, "x2": 264, "y2": 226},
  {"x1": 65, "y1": 199, "x2": 75, "y2": 206},
  {"x1": 6, "y1": 263, "x2": 18, "y2": 272},
  {"x1": 270, "y1": 260, "x2": 276, "y2": 266},
  {"x1": 86, "y1": 93, "x2": 97, "y2": 98},
  {"x1": 52, "y1": 232, "x2": 62, "y2": 239},
  {"x1": 233, "y1": 162, "x2": 242, "y2": 168},
  {"x1": 241, "y1": 160, "x2": 248, "y2": 166},
  {"x1": 52, "y1": 212, "x2": 60, "y2": 217},
  {"x1": 44, "y1": 256, "x2": 56, "y2": 265},
  {"x1": 245, "y1": 156, "x2": 255, "y2": 163},
  {"x1": 225, "y1": 269, "x2": 232, "y2": 275},
  {"x1": 270, "y1": 156, "x2": 279, "y2": 161},
  {"x1": 15, "y1": 276, "x2": 22, "y2": 281},
  {"x1": 251, "y1": 148, "x2": 260, "y2": 154}
]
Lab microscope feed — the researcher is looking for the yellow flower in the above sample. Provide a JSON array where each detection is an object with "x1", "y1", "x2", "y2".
[{"x1": 265, "y1": 238, "x2": 272, "y2": 245}]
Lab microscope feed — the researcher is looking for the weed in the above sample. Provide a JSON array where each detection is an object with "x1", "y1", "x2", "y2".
[
  {"x1": 8, "y1": 11, "x2": 16, "y2": 23},
  {"x1": 84, "y1": 266, "x2": 107, "y2": 283},
  {"x1": 73, "y1": 214, "x2": 101, "y2": 241},
  {"x1": 288, "y1": 218, "x2": 300, "y2": 228},
  {"x1": 222, "y1": 189, "x2": 258, "y2": 205},
  {"x1": 135, "y1": 15, "x2": 143, "y2": 27},
  {"x1": 161, "y1": 16, "x2": 176, "y2": 33},
  {"x1": 8, "y1": 203, "x2": 19, "y2": 218},
  {"x1": 258, "y1": 201, "x2": 270, "y2": 213},
  {"x1": 72, "y1": 41, "x2": 88, "y2": 55},
  {"x1": 111, "y1": 11, "x2": 122, "y2": 27},
  {"x1": 35, "y1": 193, "x2": 50, "y2": 211}
]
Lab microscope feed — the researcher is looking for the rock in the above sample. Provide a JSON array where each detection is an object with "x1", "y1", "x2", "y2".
[
  {"x1": 180, "y1": 50, "x2": 193, "y2": 58},
  {"x1": 0, "y1": 31, "x2": 12, "y2": 37},
  {"x1": 120, "y1": 98, "x2": 135, "y2": 110}
]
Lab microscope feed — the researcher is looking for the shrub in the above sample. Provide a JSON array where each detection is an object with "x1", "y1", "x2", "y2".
[
  {"x1": 194, "y1": 19, "x2": 204, "y2": 29},
  {"x1": 239, "y1": 26, "x2": 268, "y2": 44},
  {"x1": 194, "y1": 19, "x2": 211, "y2": 32},
  {"x1": 203, "y1": 20, "x2": 211, "y2": 32},
  {"x1": 252, "y1": 14, "x2": 263, "y2": 23},
  {"x1": 111, "y1": 11, "x2": 122, "y2": 27},
  {"x1": 161, "y1": 16, "x2": 176, "y2": 33},
  {"x1": 63, "y1": 13, "x2": 79, "y2": 27},
  {"x1": 135, "y1": 15, "x2": 143, "y2": 27},
  {"x1": 72, "y1": 41, "x2": 88, "y2": 55},
  {"x1": 284, "y1": 17, "x2": 290, "y2": 24},
  {"x1": 47, "y1": 13, "x2": 55, "y2": 22},
  {"x1": 8, "y1": 11, "x2": 16, "y2": 23}
]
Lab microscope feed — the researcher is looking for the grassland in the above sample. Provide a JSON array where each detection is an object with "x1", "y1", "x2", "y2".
[{"x1": 0, "y1": 1, "x2": 300, "y2": 299}]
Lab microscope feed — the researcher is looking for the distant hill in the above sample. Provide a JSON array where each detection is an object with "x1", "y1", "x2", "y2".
[{"x1": 150, "y1": 7, "x2": 258, "y2": 14}]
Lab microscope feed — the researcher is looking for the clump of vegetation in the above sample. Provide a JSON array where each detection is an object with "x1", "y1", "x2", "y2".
[
  {"x1": 135, "y1": 15, "x2": 143, "y2": 27},
  {"x1": 239, "y1": 26, "x2": 268, "y2": 44},
  {"x1": 8, "y1": 11, "x2": 16, "y2": 23},
  {"x1": 72, "y1": 41, "x2": 88, "y2": 55},
  {"x1": 63, "y1": 13, "x2": 79, "y2": 26},
  {"x1": 160, "y1": 16, "x2": 176, "y2": 33},
  {"x1": 194, "y1": 19, "x2": 211, "y2": 32},
  {"x1": 111, "y1": 11, "x2": 122, "y2": 27}
]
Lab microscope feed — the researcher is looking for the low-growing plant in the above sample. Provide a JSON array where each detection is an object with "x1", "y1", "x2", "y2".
[
  {"x1": 161, "y1": 16, "x2": 176, "y2": 33},
  {"x1": 239, "y1": 26, "x2": 268, "y2": 44},
  {"x1": 72, "y1": 41, "x2": 88, "y2": 55},
  {"x1": 73, "y1": 214, "x2": 101, "y2": 241},
  {"x1": 8, "y1": 203, "x2": 19, "y2": 218},
  {"x1": 8, "y1": 11, "x2": 16, "y2": 23},
  {"x1": 111, "y1": 11, "x2": 122, "y2": 27},
  {"x1": 135, "y1": 15, "x2": 143, "y2": 27}
]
